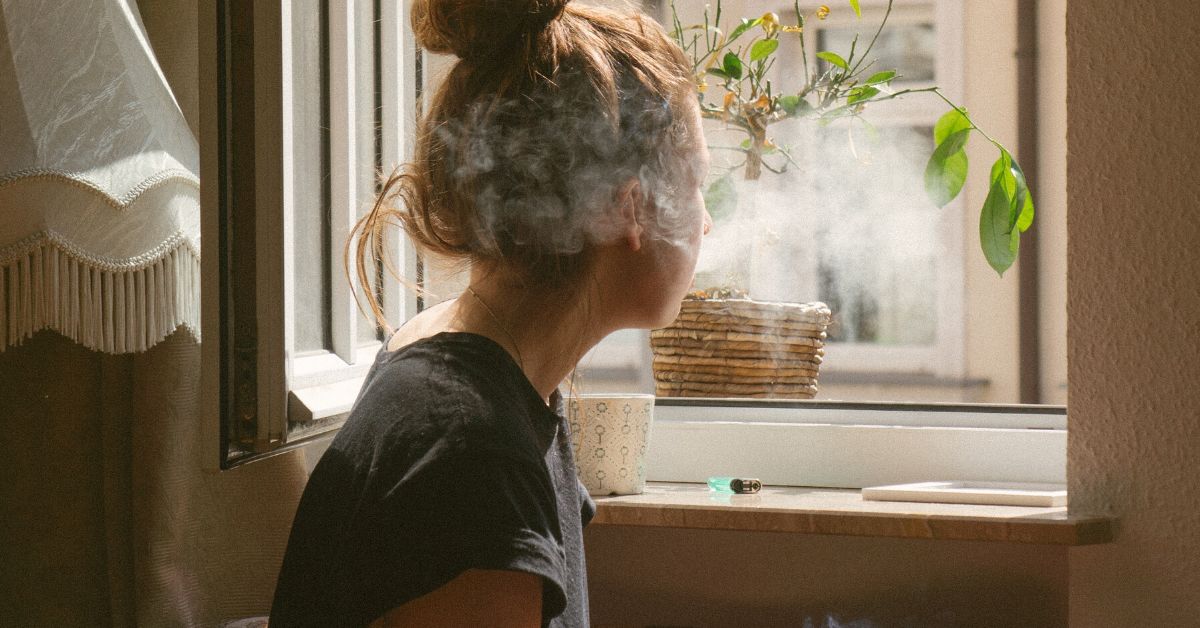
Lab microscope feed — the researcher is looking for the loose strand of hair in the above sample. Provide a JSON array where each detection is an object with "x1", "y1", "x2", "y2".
[{"x1": 346, "y1": 167, "x2": 435, "y2": 333}]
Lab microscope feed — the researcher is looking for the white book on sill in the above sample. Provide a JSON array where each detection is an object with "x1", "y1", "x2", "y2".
[{"x1": 861, "y1": 481, "x2": 1068, "y2": 508}]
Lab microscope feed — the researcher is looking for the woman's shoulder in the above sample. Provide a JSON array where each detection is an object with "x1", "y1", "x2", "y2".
[{"x1": 341, "y1": 332, "x2": 550, "y2": 463}]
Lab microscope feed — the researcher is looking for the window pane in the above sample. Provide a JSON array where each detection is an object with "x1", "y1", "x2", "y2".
[
  {"x1": 817, "y1": 22, "x2": 937, "y2": 82},
  {"x1": 399, "y1": 1, "x2": 1068, "y2": 406},
  {"x1": 576, "y1": 329, "x2": 653, "y2": 395},
  {"x1": 810, "y1": 125, "x2": 938, "y2": 346},
  {"x1": 356, "y1": 0, "x2": 381, "y2": 344},
  {"x1": 292, "y1": 0, "x2": 331, "y2": 354}
]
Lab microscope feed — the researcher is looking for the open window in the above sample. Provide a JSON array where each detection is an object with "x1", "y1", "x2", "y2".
[
  {"x1": 203, "y1": 0, "x2": 419, "y2": 467},
  {"x1": 203, "y1": 0, "x2": 1065, "y2": 487}
]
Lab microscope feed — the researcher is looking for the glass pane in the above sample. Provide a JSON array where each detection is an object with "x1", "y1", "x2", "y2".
[
  {"x1": 817, "y1": 22, "x2": 936, "y2": 82},
  {"x1": 356, "y1": 0, "x2": 382, "y2": 344},
  {"x1": 292, "y1": 0, "x2": 331, "y2": 354},
  {"x1": 812, "y1": 125, "x2": 939, "y2": 346},
  {"x1": 693, "y1": 122, "x2": 940, "y2": 339},
  {"x1": 575, "y1": 329, "x2": 653, "y2": 395}
]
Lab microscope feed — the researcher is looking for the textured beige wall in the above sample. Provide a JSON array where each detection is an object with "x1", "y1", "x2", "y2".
[{"x1": 1066, "y1": 1, "x2": 1200, "y2": 624}]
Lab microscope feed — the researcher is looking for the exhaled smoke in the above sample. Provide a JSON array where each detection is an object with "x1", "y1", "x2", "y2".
[
  {"x1": 695, "y1": 117, "x2": 943, "y2": 345},
  {"x1": 435, "y1": 66, "x2": 699, "y2": 267}
]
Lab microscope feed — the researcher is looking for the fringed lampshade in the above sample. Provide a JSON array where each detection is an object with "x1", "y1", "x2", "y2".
[{"x1": 0, "y1": 0, "x2": 200, "y2": 353}]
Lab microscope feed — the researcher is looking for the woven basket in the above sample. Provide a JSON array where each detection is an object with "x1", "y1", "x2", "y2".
[{"x1": 651, "y1": 298, "x2": 832, "y2": 399}]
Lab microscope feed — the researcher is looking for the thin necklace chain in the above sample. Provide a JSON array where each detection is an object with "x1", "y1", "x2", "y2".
[{"x1": 465, "y1": 286, "x2": 526, "y2": 371}]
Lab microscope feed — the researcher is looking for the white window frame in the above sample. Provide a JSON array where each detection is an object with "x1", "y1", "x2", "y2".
[
  {"x1": 201, "y1": 0, "x2": 420, "y2": 468},
  {"x1": 648, "y1": 400, "x2": 1065, "y2": 487},
  {"x1": 203, "y1": 0, "x2": 1063, "y2": 489},
  {"x1": 284, "y1": 0, "x2": 420, "y2": 434}
]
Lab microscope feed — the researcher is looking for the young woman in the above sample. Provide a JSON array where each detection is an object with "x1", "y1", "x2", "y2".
[{"x1": 270, "y1": 0, "x2": 711, "y2": 625}]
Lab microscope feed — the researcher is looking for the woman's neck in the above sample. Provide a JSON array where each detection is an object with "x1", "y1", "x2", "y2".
[
  {"x1": 427, "y1": 269, "x2": 609, "y2": 404},
  {"x1": 468, "y1": 270, "x2": 609, "y2": 403}
]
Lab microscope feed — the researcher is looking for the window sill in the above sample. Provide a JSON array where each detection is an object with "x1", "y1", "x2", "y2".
[{"x1": 591, "y1": 482, "x2": 1114, "y2": 546}]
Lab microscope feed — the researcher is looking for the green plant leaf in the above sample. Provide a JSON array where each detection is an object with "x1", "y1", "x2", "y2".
[
  {"x1": 704, "y1": 174, "x2": 738, "y2": 223},
  {"x1": 985, "y1": 149, "x2": 1036, "y2": 235},
  {"x1": 778, "y1": 94, "x2": 813, "y2": 116},
  {"x1": 816, "y1": 51, "x2": 849, "y2": 70},
  {"x1": 722, "y1": 52, "x2": 744, "y2": 80},
  {"x1": 706, "y1": 67, "x2": 730, "y2": 80},
  {"x1": 1015, "y1": 187, "x2": 1035, "y2": 232},
  {"x1": 933, "y1": 107, "x2": 972, "y2": 145},
  {"x1": 729, "y1": 17, "x2": 761, "y2": 43},
  {"x1": 980, "y1": 165, "x2": 1020, "y2": 275},
  {"x1": 923, "y1": 128, "x2": 971, "y2": 207},
  {"x1": 864, "y1": 70, "x2": 896, "y2": 85},
  {"x1": 989, "y1": 149, "x2": 1014, "y2": 194},
  {"x1": 847, "y1": 85, "x2": 880, "y2": 104},
  {"x1": 750, "y1": 38, "x2": 779, "y2": 62},
  {"x1": 849, "y1": 0, "x2": 862, "y2": 17},
  {"x1": 1008, "y1": 157, "x2": 1036, "y2": 232}
]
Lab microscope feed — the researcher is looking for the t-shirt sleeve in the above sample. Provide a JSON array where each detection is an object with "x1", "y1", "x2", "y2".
[
  {"x1": 578, "y1": 478, "x2": 597, "y2": 527},
  {"x1": 354, "y1": 449, "x2": 569, "y2": 623}
]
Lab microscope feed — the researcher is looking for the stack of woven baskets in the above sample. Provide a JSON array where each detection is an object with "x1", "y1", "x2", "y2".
[{"x1": 651, "y1": 298, "x2": 832, "y2": 399}]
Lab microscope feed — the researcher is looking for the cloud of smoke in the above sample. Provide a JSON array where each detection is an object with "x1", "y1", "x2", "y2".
[
  {"x1": 694, "y1": 116, "x2": 944, "y2": 345},
  {"x1": 432, "y1": 67, "x2": 701, "y2": 269}
]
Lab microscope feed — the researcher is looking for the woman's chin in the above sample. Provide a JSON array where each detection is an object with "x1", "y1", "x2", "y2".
[{"x1": 650, "y1": 300, "x2": 684, "y2": 329}]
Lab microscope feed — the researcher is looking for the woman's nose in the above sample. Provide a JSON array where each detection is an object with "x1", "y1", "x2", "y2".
[{"x1": 702, "y1": 208, "x2": 713, "y2": 236}]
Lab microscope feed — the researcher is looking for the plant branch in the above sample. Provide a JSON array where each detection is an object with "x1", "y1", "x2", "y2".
[{"x1": 847, "y1": 0, "x2": 894, "y2": 77}]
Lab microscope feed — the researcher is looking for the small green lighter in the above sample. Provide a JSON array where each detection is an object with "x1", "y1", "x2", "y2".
[{"x1": 707, "y1": 476, "x2": 762, "y2": 494}]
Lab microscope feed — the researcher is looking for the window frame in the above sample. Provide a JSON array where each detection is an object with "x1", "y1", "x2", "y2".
[
  {"x1": 649, "y1": 399, "x2": 1065, "y2": 487},
  {"x1": 202, "y1": 0, "x2": 419, "y2": 469},
  {"x1": 201, "y1": 0, "x2": 1063, "y2": 487},
  {"x1": 284, "y1": 0, "x2": 420, "y2": 434}
]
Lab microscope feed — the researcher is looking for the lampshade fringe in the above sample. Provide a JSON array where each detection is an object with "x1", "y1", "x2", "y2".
[{"x1": 0, "y1": 231, "x2": 200, "y2": 354}]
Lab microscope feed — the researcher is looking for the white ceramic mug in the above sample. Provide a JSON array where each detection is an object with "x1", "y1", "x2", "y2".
[{"x1": 567, "y1": 394, "x2": 654, "y2": 496}]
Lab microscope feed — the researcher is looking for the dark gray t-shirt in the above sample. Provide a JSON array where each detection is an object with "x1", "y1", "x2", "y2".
[{"x1": 270, "y1": 332, "x2": 594, "y2": 627}]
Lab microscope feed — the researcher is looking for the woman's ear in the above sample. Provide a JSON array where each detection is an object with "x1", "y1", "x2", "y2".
[{"x1": 615, "y1": 177, "x2": 644, "y2": 252}]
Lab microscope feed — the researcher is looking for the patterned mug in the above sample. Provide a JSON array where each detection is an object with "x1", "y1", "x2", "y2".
[{"x1": 567, "y1": 394, "x2": 655, "y2": 496}]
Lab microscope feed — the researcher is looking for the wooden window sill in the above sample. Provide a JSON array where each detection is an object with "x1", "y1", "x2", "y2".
[{"x1": 591, "y1": 482, "x2": 1114, "y2": 546}]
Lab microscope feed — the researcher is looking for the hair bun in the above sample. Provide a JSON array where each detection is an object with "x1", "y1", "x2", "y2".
[{"x1": 412, "y1": 0, "x2": 571, "y2": 61}]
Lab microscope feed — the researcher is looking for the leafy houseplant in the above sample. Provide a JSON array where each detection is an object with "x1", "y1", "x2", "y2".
[{"x1": 651, "y1": 1, "x2": 1036, "y2": 399}]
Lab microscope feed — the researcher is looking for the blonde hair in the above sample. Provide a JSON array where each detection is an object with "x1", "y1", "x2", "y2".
[{"x1": 349, "y1": 0, "x2": 694, "y2": 330}]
